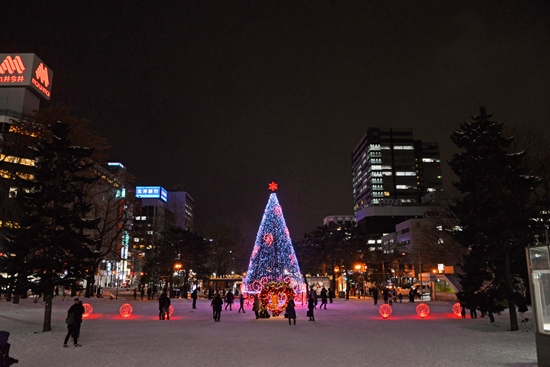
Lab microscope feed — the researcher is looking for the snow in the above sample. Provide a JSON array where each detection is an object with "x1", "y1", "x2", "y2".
[{"x1": 0, "y1": 292, "x2": 538, "y2": 367}]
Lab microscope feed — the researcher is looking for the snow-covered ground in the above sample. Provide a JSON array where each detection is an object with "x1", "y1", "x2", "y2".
[{"x1": 0, "y1": 293, "x2": 538, "y2": 367}]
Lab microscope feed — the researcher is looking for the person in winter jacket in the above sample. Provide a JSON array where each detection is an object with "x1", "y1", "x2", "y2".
[
  {"x1": 253, "y1": 294, "x2": 261, "y2": 319},
  {"x1": 191, "y1": 289, "x2": 198, "y2": 309},
  {"x1": 225, "y1": 290, "x2": 234, "y2": 311},
  {"x1": 159, "y1": 292, "x2": 171, "y2": 320},
  {"x1": 307, "y1": 294, "x2": 316, "y2": 321},
  {"x1": 0, "y1": 331, "x2": 18, "y2": 366},
  {"x1": 211, "y1": 293, "x2": 223, "y2": 322},
  {"x1": 286, "y1": 297, "x2": 297, "y2": 325},
  {"x1": 320, "y1": 288, "x2": 328, "y2": 309},
  {"x1": 63, "y1": 298, "x2": 85, "y2": 347},
  {"x1": 238, "y1": 293, "x2": 246, "y2": 313}
]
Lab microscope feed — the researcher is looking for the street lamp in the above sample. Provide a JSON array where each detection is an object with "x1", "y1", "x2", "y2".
[
  {"x1": 173, "y1": 263, "x2": 182, "y2": 297},
  {"x1": 354, "y1": 264, "x2": 367, "y2": 298}
]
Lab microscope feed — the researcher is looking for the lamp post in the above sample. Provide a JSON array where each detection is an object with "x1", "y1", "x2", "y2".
[
  {"x1": 355, "y1": 264, "x2": 366, "y2": 299},
  {"x1": 173, "y1": 263, "x2": 182, "y2": 298}
]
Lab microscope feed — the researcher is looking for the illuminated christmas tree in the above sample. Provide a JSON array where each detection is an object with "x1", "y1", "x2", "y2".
[{"x1": 242, "y1": 182, "x2": 305, "y2": 305}]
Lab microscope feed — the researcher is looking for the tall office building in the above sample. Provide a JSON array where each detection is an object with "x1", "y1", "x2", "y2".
[
  {"x1": 352, "y1": 128, "x2": 442, "y2": 229},
  {"x1": 167, "y1": 191, "x2": 194, "y2": 230},
  {"x1": 0, "y1": 54, "x2": 53, "y2": 227}
]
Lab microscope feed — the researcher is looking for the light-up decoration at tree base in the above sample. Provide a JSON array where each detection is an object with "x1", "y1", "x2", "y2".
[
  {"x1": 169, "y1": 305, "x2": 174, "y2": 317},
  {"x1": 82, "y1": 303, "x2": 93, "y2": 318},
  {"x1": 452, "y1": 302, "x2": 462, "y2": 317},
  {"x1": 242, "y1": 185, "x2": 306, "y2": 307},
  {"x1": 120, "y1": 303, "x2": 133, "y2": 318},
  {"x1": 259, "y1": 282, "x2": 294, "y2": 316},
  {"x1": 416, "y1": 303, "x2": 430, "y2": 318},
  {"x1": 379, "y1": 304, "x2": 392, "y2": 318}
]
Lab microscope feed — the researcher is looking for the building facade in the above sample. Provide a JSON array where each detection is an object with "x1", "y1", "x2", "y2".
[
  {"x1": 167, "y1": 191, "x2": 194, "y2": 230},
  {"x1": 352, "y1": 128, "x2": 443, "y2": 225}
]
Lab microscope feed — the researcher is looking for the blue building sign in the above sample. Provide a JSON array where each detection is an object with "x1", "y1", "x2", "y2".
[{"x1": 135, "y1": 186, "x2": 168, "y2": 202}]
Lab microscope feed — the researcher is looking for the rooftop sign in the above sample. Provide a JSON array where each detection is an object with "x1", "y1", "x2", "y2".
[
  {"x1": 135, "y1": 186, "x2": 168, "y2": 202},
  {"x1": 0, "y1": 53, "x2": 53, "y2": 100}
]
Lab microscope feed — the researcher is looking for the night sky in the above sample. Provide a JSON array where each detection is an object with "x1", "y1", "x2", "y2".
[{"x1": 4, "y1": 1, "x2": 550, "y2": 243}]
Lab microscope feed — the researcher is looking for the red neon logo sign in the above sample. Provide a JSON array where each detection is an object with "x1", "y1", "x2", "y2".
[
  {"x1": 0, "y1": 55, "x2": 25, "y2": 75},
  {"x1": 34, "y1": 63, "x2": 49, "y2": 87}
]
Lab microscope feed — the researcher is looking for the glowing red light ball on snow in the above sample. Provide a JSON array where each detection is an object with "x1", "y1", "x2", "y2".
[
  {"x1": 452, "y1": 302, "x2": 462, "y2": 317},
  {"x1": 120, "y1": 303, "x2": 133, "y2": 318},
  {"x1": 416, "y1": 303, "x2": 430, "y2": 318},
  {"x1": 379, "y1": 304, "x2": 392, "y2": 318},
  {"x1": 82, "y1": 303, "x2": 93, "y2": 318}
]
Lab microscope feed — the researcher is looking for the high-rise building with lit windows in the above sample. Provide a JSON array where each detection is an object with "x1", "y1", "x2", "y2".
[{"x1": 352, "y1": 128, "x2": 442, "y2": 228}]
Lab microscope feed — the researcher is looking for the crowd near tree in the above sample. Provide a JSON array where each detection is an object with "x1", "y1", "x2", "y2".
[{"x1": 1, "y1": 106, "x2": 549, "y2": 332}]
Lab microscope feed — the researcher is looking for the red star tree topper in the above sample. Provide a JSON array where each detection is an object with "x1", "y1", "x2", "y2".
[{"x1": 268, "y1": 181, "x2": 278, "y2": 191}]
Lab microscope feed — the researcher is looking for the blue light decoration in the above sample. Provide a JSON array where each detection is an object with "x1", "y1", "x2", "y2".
[{"x1": 242, "y1": 184, "x2": 306, "y2": 304}]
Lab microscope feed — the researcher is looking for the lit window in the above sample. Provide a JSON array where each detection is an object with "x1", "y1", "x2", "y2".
[{"x1": 396, "y1": 171, "x2": 416, "y2": 176}]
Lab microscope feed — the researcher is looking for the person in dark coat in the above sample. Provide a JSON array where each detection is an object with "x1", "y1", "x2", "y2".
[
  {"x1": 225, "y1": 290, "x2": 234, "y2": 311},
  {"x1": 328, "y1": 288, "x2": 334, "y2": 303},
  {"x1": 320, "y1": 288, "x2": 328, "y2": 309},
  {"x1": 383, "y1": 288, "x2": 389, "y2": 304},
  {"x1": 372, "y1": 287, "x2": 379, "y2": 305},
  {"x1": 516, "y1": 292, "x2": 529, "y2": 322},
  {"x1": 253, "y1": 294, "x2": 261, "y2": 319},
  {"x1": 286, "y1": 297, "x2": 297, "y2": 325},
  {"x1": 211, "y1": 293, "x2": 223, "y2": 322},
  {"x1": 191, "y1": 289, "x2": 198, "y2": 309},
  {"x1": 63, "y1": 298, "x2": 85, "y2": 347},
  {"x1": 159, "y1": 292, "x2": 171, "y2": 320},
  {"x1": 310, "y1": 288, "x2": 318, "y2": 309},
  {"x1": 0, "y1": 331, "x2": 18, "y2": 366},
  {"x1": 307, "y1": 294, "x2": 315, "y2": 321},
  {"x1": 238, "y1": 293, "x2": 246, "y2": 313}
]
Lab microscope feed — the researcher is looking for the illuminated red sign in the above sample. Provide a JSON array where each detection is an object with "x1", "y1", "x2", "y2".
[
  {"x1": 32, "y1": 62, "x2": 50, "y2": 97},
  {"x1": 0, "y1": 53, "x2": 53, "y2": 100},
  {"x1": 0, "y1": 55, "x2": 26, "y2": 75}
]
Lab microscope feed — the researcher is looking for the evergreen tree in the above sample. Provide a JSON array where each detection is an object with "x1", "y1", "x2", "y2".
[
  {"x1": 5, "y1": 121, "x2": 100, "y2": 332},
  {"x1": 242, "y1": 192, "x2": 305, "y2": 294},
  {"x1": 449, "y1": 108, "x2": 539, "y2": 331},
  {"x1": 142, "y1": 227, "x2": 209, "y2": 298}
]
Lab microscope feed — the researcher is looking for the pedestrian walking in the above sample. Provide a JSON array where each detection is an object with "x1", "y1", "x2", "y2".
[
  {"x1": 225, "y1": 290, "x2": 234, "y2": 311},
  {"x1": 310, "y1": 287, "x2": 318, "y2": 309},
  {"x1": 63, "y1": 298, "x2": 85, "y2": 347},
  {"x1": 0, "y1": 331, "x2": 19, "y2": 366},
  {"x1": 467, "y1": 299, "x2": 477, "y2": 319},
  {"x1": 372, "y1": 287, "x2": 379, "y2": 305},
  {"x1": 328, "y1": 288, "x2": 334, "y2": 304},
  {"x1": 516, "y1": 292, "x2": 529, "y2": 323},
  {"x1": 133, "y1": 288, "x2": 137, "y2": 300},
  {"x1": 320, "y1": 287, "x2": 328, "y2": 309},
  {"x1": 147, "y1": 287, "x2": 152, "y2": 300},
  {"x1": 307, "y1": 294, "x2": 315, "y2": 321},
  {"x1": 238, "y1": 293, "x2": 246, "y2": 313},
  {"x1": 286, "y1": 297, "x2": 296, "y2": 325},
  {"x1": 398, "y1": 292, "x2": 403, "y2": 303},
  {"x1": 253, "y1": 294, "x2": 261, "y2": 319},
  {"x1": 140, "y1": 286, "x2": 145, "y2": 300},
  {"x1": 211, "y1": 293, "x2": 223, "y2": 322},
  {"x1": 191, "y1": 289, "x2": 198, "y2": 309},
  {"x1": 159, "y1": 292, "x2": 171, "y2": 320}
]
